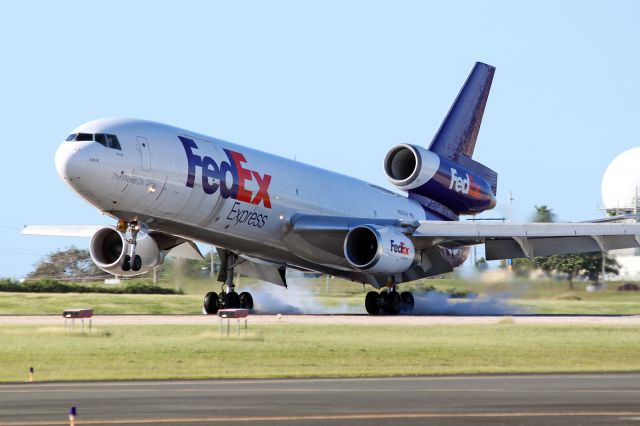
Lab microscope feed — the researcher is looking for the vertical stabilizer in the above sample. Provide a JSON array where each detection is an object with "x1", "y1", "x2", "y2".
[{"x1": 428, "y1": 62, "x2": 495, "y2": 161}]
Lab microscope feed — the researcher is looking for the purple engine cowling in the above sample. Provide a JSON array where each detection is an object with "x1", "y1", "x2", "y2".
[{"x1": 384, "y1": 144, "x2": 496, "y2": 215}]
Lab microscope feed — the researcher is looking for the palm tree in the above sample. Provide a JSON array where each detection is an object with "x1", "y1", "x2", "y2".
[{"x1": 531, "y1": 205, "x2": 556, "y2": 223}]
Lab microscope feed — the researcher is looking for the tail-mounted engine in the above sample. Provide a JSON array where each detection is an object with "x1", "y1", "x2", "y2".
[
  {"x1": 384, "y1": 143, "x2": 496, "y2": 215},
  {"x1": 343, "y1": 225, "x2": 415, "y2": 274},
  {"x1": 89, "y1": 226, "x2": 164, "y2": 276}
]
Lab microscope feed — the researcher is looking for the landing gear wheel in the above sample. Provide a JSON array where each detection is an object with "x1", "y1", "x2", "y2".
[
  {"x1": 385, "y1": 291, "x2": 402, "y2": 315},
  {"x1": 132, "y1": 255, "x2": 142, "y2": 272},
  {"x1": 223, "y1": 292, "x2": 241, "y2": 309},
  {"x1": 203, "y1": 292, "x2": 219, "y2": 314},
  {"x1": 122, "y1": 255, "x2": 131, "y2": 272},
  {"x1": 365, "y1": 291, "x2": 380, "y2": 315},
  {"x1": 239, "y1": 292, "x2": 254, "y2": 310},
  {"x1": 401, "y1": 291, "x2": 414, "y2": 314}
]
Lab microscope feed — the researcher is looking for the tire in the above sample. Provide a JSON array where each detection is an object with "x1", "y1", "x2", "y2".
[
  {"x1": 224, "y1": 292, "x2": 241, "y2": 309},
  {"x1": 203, "y1": 292, "x2": 219, "y2": 314},
  {"x1": 239, "y1": 292, "x2": 254, "y2": 310},
  {"x1": 385, "y1": 291, "x2": 402, "y2": 315},
  {"x1": 401, "y1": 291, "x2": 414, "y2": 314},
  {"x1": 132, "y1": 255, "x2": 142, "y2": 272},
  {"x1": 365, "y1": 291, "x2": 380, "y2": 315},
  {"x1": 122, "y1": 255, "x2": 131, "y2": 272}
]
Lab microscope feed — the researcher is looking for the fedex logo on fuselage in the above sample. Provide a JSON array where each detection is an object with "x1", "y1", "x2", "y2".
[
  {"x1": 449, "y1": 168, "x2": 472, "y2": 194},
  {"x1": 179, "y1": 136, "x2": 272, "y2": 208},
  {"x1": 390, "y1": 240, "x2": 411, "y2": 255}
]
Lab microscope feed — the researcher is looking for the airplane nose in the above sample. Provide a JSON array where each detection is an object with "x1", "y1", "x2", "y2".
[{"x1": 55, "y1": 142, "x2": 86, "y2": 181}]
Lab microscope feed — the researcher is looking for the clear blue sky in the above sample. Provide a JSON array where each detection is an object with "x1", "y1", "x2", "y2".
[{"x1": 1, "y1": 1, "x2": 639, "y2": 278}]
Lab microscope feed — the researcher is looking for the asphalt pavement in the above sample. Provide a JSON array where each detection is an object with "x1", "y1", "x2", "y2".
[{"x1": 2, "y1": 373, "x2": 640, "y2": 425}]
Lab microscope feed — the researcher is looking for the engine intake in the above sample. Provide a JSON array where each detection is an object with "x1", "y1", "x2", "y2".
[
  {"x1": 344, "y1": 225, "x2": 415, "y2": 274},
  {"x1": 89, "y1": 226, "x2": 163, "y2": 276},
  {"x1": 384, "y1": 143, "x2": 496, "y2": 215},
  {"x1": 384, "y1": 144, "x2": 441, "y2": 190}
]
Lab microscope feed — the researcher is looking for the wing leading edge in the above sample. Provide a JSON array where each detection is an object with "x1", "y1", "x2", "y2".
[{"x1": 412, "y1": 221, "x2": 640, "y2": 260}]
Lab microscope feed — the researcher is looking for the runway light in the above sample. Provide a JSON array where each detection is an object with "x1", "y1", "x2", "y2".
[{"x1": 69, "y1": 406, "x2": 77, "y2": 426}]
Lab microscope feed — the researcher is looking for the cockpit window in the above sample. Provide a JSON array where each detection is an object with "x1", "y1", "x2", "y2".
[
  {"x1": 106, "y1": 134, "x2": 121, "y2": 150},
  {"x1": 94, "y1": 133, "x2": 107, "y2": 147},
  {"x1": 66, "y1": 132, "x2": 121, "y2": 150},
  {"x1": 75, "y1": 133, "x2": 93, "y2": 141}
]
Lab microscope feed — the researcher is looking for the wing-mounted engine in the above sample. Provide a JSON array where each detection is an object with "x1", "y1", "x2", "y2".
[
  {"x1": 89, "y1": 226, "x2": 164, "y2": 276},
  {"x1": 343, "y1": 225, "x2": 416, "y2": 274},
  {"x1": 384, "y1": 143, "x2": 496, "y2": 215}
]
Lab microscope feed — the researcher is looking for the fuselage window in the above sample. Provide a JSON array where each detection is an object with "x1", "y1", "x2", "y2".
[
  {"x1": 66, "y1": 133, "x2": 77, "y2": 141},
  {"x1": 94, "y1": 134, "x2": 107, "y2": 147},
  {"x1": 75, "y1": 133, "x2": 93, "y2": 142},
  {"x1": 106, "y1": 134, "x2": 121, "y2": 150}
]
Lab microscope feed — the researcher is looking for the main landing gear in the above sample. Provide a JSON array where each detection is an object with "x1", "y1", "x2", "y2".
[
  {"x1": 365, "y1": 285, "x2": 414, "y2": 315},
  {"x1": 203, "y1": 251, "x2": 254, "y2": 315},
  {"x1": 119, "y1": 220, "x2": 143, "y2": 272}
]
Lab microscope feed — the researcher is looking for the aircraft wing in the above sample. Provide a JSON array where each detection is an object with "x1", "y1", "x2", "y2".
[
  {"x1": 291, "y1": 215, "x2": 640, "y2": 260},
  {"x1": 21, "y1": 225, "x2": 104, "y2": 237},
  {"x1": 411, "y1": 221, "x2": 640, "y2": 260},
  {"x1": 22, "y1": 225, "x2": 203, "y2": 261}
]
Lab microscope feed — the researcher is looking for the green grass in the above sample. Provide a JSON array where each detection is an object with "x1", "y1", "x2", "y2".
[
  {"x1": 0, "y1": 292, "x2": 202, "y2": 315},
  {"x1": 2, "y1": 276, "x2": 640, "y2": 315},
  {"x1": 515, "y1": 299, "x2": 640, "y2": 314},
  {"x1": 2, "y1": 324, "x2": 640, "y2": 382}
]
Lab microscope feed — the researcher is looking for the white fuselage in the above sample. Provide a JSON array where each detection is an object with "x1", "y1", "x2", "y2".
[{"x1": 55, "y1": 118, "x2": 426, "y2": 272}]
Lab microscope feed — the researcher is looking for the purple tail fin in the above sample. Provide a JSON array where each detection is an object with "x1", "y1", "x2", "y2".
[{"x1": 428, "y1": 62, "x2": 497, "y2": 195}]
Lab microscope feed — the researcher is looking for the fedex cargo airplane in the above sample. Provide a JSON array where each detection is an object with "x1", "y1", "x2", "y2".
[{"x1": 24, "y1": 62, "x2": 640, "y2": 315}]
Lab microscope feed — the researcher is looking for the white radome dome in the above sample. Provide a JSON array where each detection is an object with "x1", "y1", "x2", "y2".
[{"x1": 602, "y1": 147, "x2": 640, "y2": 210}]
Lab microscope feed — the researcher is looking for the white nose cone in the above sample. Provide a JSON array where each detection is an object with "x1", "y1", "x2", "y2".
[{"x1": 55, "y1": 142, "x2": 84, "y2": 181}]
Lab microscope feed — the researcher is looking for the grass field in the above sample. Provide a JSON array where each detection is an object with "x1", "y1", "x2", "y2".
[
  {"x1": 0, "y1": 292, "x2": 202, "y2": 315},
  {"x1": 2, "y1": 275, "x2": 640, "y2": 315},
  {"x1": 2, "y1": 323, "x2": 640, "y2": 382}
]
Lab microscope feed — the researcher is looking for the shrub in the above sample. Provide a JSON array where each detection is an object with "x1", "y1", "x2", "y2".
[{"x1": 0, "y1": 279, "x2": 182, "y2": 295}]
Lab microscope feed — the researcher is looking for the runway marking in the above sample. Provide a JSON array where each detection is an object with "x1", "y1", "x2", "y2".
[{"x1": 1, "y1": 411, "x2": 640, "y2": 425}]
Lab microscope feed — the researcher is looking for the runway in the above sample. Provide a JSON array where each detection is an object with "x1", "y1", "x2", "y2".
[
  {"x1": 2, "y1": 314, "x2": 640, "y2": 326},
  {"x1": 2, "y1": 374, "x2": 640, "y2": 425}
]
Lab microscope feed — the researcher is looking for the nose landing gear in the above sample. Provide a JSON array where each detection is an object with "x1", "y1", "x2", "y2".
[
  {"x1": 119, "y1": 220, "x2": 143, "y2": 272},
  {"x1": 364, "y1": 284, "x2": 414, "y2": 315},
  {"x1": 203, "y1": 250, "x2": 254, "y2": 315}
]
